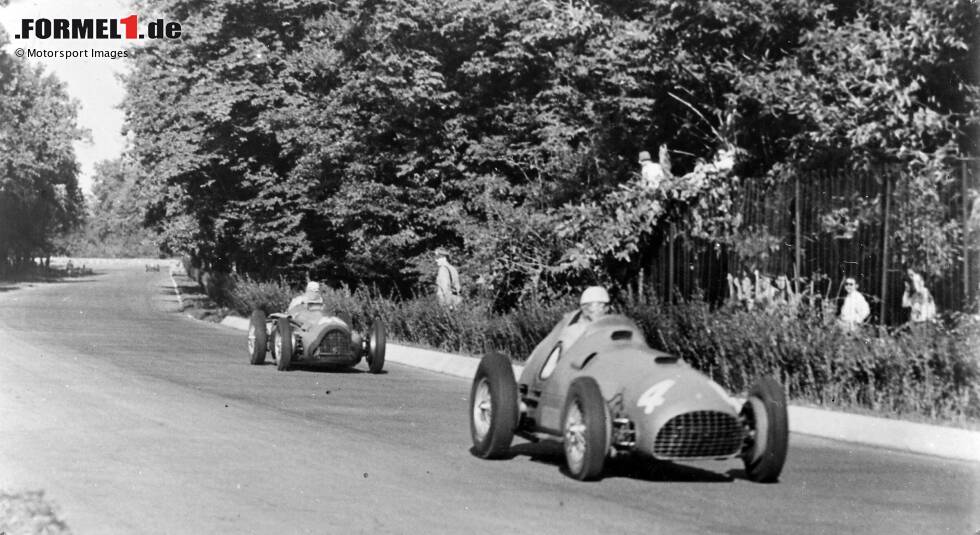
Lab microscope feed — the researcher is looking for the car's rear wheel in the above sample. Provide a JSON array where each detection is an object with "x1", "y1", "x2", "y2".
[
  {"x1": 367, "y1": 319, "x2": 386, "y2": 374},
  {"x1": 562, "y1": 377, "x2": 608, "y2": 481},
  {"x1": 248, "y1": 310, "x2": 267, "y2": 365},
  {"x1": 275, "y1": 318, "x2": 293, "y2": 372},
  {"x1": 740, "y1": 376, "x2": 789, "y2": 483},
  {"x1": 469, "y1": 352, "x2": 517, "y2": 459}
]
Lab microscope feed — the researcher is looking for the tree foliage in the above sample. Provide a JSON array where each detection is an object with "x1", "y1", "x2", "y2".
[
  {"x1": 63, "y1": 158, "x2": 162, "y2": 257},
  {"x1": 0, "y1": 25, "x2": 85, "y2": 271},
  {"x1": 123, "y1": 0, "x2": 979, "y2": 304}
]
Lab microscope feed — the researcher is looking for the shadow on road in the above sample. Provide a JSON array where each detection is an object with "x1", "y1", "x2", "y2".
[
  {"x1": 480, "y1": 440, "x2": 735, "y2": 484},
  {"x1": 0, "y1": 272, "x2": 104, "y2": 292}
]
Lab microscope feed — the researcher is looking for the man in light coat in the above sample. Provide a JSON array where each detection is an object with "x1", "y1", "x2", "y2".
[{"x1": 435, "y1": 248, "x2": 462, "y2": 308}]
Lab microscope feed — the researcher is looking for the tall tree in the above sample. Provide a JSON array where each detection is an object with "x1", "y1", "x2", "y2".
[{"x1": 0, "y1": 22, "x2": 85, "y2": 271}]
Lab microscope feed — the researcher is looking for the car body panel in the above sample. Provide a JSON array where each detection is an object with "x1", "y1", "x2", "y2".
[
  {"x1": 518, "y1": 314, "x2": 743, "y2": 460},
  {"x1": 269, "y1": 306, "x2": 362, "y2": 367}
]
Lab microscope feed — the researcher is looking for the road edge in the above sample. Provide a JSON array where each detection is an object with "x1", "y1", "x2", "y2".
[{"x1": 218, "y1": 315, "x2": 980, "y2": 463}]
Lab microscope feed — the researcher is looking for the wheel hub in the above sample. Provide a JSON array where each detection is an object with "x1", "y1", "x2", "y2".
[
  {"x1": 564, "y1": 403, "x2": 586, "y2": 472},
  {"x1": 472, "y1": 379, "x2": 492, "y2": 440}
]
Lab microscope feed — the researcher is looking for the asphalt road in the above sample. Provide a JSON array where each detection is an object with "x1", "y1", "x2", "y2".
[{"x1": 0, "y1": 265, "x2": 977, "y2": 534}]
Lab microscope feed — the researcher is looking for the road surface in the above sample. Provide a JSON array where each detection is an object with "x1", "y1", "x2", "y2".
[{"x1": 0, "y1": 265, "x2": 977, "y2": 534}]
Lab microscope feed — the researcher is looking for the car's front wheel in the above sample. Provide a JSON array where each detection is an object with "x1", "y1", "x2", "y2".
[
  {"x1": 275, "y1": 318, "x2": 293, "y2": 372},
  {"x1": 562, "y1": 377, "x2": 608, "y2": 481},
  {"x1": 740, "y1": 376, "x2": 789, "y2": 483},
  {"x1": 469, "y1": 352, "x2": 517, "y2": 459},
  {"x1": 248, "y1": 310, "x2": 267, "y2": 365},
  {"x1": 367, "y1": 319, "x2": 386, "y2": 374}
]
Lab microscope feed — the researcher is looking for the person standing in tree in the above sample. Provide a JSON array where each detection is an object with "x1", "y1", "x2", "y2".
[{"x1": 638, "y1": 148, "x2": 667, "y2": 191}]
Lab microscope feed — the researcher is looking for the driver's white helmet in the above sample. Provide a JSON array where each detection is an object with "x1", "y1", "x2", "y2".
[
  {"x1": 580, "y1": 286, "x2": 610, "y2": 305},
  {"x1": 304, "y1": 281, "x2": 324, "y2": 304}
]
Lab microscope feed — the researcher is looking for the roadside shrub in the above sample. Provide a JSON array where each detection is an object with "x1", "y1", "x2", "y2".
[
  {"x1": 228, "y1": 275, "x2": 292, "y2": 314},
  {"x1": 623, "y1": 294, "x2": 980, "y2": 423},
  {"x1": 220, "y1": 276, "x2": 980, "y2": 424}
]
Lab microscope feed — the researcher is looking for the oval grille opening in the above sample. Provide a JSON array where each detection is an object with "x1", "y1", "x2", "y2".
[
  {"x1": 318, "y1": 331, "x2": 350, "y2": 356},
  {"x1": 653, "y1": 411, "x2": 742, "y2": 459}
]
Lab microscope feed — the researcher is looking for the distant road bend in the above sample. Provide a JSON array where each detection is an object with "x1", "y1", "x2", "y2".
[{"x1": 0, "y1": 264, "x2": 976, "y2": 534}]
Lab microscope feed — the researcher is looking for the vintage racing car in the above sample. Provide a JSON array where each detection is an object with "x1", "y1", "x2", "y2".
[
  {"x1": 247, "y1": 304, "x2": 386, "y2": 373},
  {"x1": 469, "y1": 313, "x2": 789, "y2": 482}
]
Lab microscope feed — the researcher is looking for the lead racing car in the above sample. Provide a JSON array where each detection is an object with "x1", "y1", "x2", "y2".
[
  {"x1": 469, "y1": 313, "x2": 789, "y2": 482},
  {"x1": 247, "y1": 301, "x2": 386, "y2": 373}
]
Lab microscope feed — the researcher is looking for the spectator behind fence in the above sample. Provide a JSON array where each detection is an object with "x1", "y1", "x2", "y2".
[
  {"x1": 902, "y1": 269, "x2": 936, "y2": 323},
  {"x1": 772, "y1": 274, "x2": 797, "y2": 306},
  {"x1": 434, "y1": 248, "x2": 462, "y2": 309},
  {"x1": 726, "y1": 270, "x2": 755, "y2": 310},
  {"x1": 837, "y1": 277, "x2": 870, "y2": 332}
]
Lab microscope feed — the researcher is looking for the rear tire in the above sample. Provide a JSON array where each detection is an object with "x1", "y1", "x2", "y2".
[
  {"x1": 367, "y1": 320, "x2": 387, "y2": 374},
  {"x1": 248, "y1": 310, "x2": 267, "y2": 365},
  {"x1": 741, "y1": 376, "x2": 789, "y2": 483},
  {"x1": 561, "y1": 377, "x2": 608, "y2": 481},
  {"x1": 275, "y1": 318, "x2": 293, "y2": 372},
  {"x1": 469, "y1": 352, "x2": 518, "y2": 459}
]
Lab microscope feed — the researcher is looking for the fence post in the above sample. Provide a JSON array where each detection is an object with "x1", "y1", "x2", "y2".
[
  {"x1": 963, "y1": 160, "x2": 970, "y2": 308},
  {"x1": 879, "y1": 169, "x2": 892, "y2": 324},
  {"x1": 794, "y1": 174, "x2": 802, "y2": 291},
  {"x1": 667, "y1": 223, "x2": 675, "y2": 304},
  {"x1": 638, "y1": 267, "x2": 645, "y2": 304}
]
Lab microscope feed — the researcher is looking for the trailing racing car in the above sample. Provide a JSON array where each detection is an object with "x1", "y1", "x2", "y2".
[
  {"x1": 469, "y1": 313, "x2": 789, "y2": 482},
  {"x1": 247, "y1": 302, "x2": 386, "y2": 373}
]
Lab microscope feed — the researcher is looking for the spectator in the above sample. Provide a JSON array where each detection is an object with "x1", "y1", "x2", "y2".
[
  {"x1": 837, "y1": 277, "x2": 870, "y2": 332},
  {"x1": 434, "y1": 248, "x2": 462, "y2": 309},
  {"x1": 770, "y1": 274, "x2": 799, "y2": 312},
  {"x1": 902, "y1": 269, "x2": 936, "y2": 323},
  {"x1": 754, "y1": 270, "x2": 776, "y2": 308},
  {"x1": 726, "y1": 269, "x2": 756, "y2": 310},
  {"x1": 638, "y1": 149, "x2": 667, "y2": 190}
]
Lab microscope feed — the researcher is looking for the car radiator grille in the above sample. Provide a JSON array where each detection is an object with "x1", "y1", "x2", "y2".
[
  {"x1": 652, "y1": 411, "x2": 743, "y2": 459},
  {"x1": 318, "y1": 331, "x2": 350, "y2": 356}
]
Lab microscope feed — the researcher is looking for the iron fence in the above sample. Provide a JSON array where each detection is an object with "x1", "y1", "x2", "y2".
[{"x1": 644, "y1": 162, "x2": 977, "y2": 324}]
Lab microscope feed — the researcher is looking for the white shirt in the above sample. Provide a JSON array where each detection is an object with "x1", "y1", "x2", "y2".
[
  {"x1": 840, "y1": 291, "x2": 870, "y2": 324},
  {"x1": 640, "y1": 161, "x2": 666, "y2": 190}
]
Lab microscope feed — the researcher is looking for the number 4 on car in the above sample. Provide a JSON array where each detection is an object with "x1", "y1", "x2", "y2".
[{"x1": 469, "y1": 314, "x2": 789, "y2": 482}]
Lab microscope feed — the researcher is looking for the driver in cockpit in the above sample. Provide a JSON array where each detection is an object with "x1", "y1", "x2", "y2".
[
  {"x1": 559, "y1": 286, "x2": 610, "y2": 347},
  {"x1": 288, "y1": 281, "x2": 325, "y2": 320}
]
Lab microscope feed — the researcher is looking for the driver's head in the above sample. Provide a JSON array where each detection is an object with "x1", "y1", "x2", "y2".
[
  {"x1": 579, "y1": 286, "x2": 610, "y2": 321},
  {"x1": 303, "y1": 281, "x2": 324, "y2": 308}
]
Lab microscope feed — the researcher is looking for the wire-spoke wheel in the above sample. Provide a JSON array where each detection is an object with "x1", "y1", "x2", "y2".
[
  {"x1": 468, "y1": 352, "x2": 517, "y2": 459},
  {"x1": 561, "y1": 377, "x2": 608, "y2": 481}
]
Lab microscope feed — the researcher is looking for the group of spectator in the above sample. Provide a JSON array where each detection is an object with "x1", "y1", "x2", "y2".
[
  {"x1": 726, "y1": 267, "x2": 937, "y2": 331},
  {"x1": 726, "y1": 270, "x2": 800, "y2": 313}
]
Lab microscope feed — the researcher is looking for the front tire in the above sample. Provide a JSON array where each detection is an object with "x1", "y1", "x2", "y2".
[
  {"x1": 248, "y1": 310, "x2": 267, "y2": 365},
  {"x1": 469, "y1": 352, "x2": 518, "y2": 459},
  {"x1": 275, "y1": 318, "x2": 293, "y2": 372},
  {"x1": 561, "y1": 377, "x2": 609, "y2": 481},
  {"x1": 367, "y1": 319, "x2": 387, "y2": 374},
  {"x1": 741, "y1": 376, "x2": 789, "y2": 483}
]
